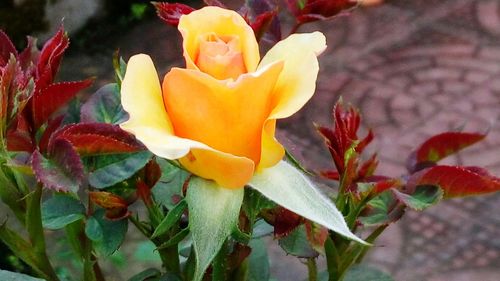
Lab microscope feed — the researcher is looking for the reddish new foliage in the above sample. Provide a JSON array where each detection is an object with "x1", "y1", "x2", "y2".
[
  {"x1": 286, "y1": 0, "x2": 358, "y2": 24},
  {"x1": 317, "y1": 101, "x2": 374, "y2": 176},
  {"x1": 413, "y1": 166, "x2": 500, "y2": 198},
  {"x1": 153, "y1": 2, "x2": 195, "y2": 26},
  {"x1": 50, "y1": 123, "x2": 144, "y2": 156},
  {"x1": 273, "y1": 206, "x2": 303, "y2": 238},
  {"x1": 90, "y1": 191, "x2": 131, "y2": 220},
  {"x1": 0, "y1": 27, "x2": 93, "y2": 153},
  {"x1": 407, "y1": 132, "x2": 486, "y2": 173}
]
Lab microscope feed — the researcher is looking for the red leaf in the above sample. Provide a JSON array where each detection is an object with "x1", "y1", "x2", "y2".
[
  {"x1": 32, "y1": 79, "x2": 93, "y2": 129},
  {"x1": 287, "y1": 0, "x2": 357, "y2": 24},
  {"x1": 39, "y1": 115, "x2": 65, "y2": 153},
  {"x1": 31, "y1": 139, "x2": 84, "y2": 192},
  {"x1": 19, "y1": 36, "x2": 40, "y2": 72},
  {"x1": 52, "y1": 123, "x2": 143, "y2": 156},
  {"x1": 36, "y1": 26, "x2": 69, "y2": 89},
  {"x1": 320, "y1": 170, "x2": 340, "y2": 180},
  {"x1": 0, "y1": 30, "x2": 17, "y2": 66},
  {"x1": 407, "y1": 132, "x2": 486, "y2": 173},
  {"x1": 89, "y1": 191, "x2": 130, "y2": 220},
  {"x1": 250, "y1": 10, "x2": 278, "y2": 41},
  {"x1": 144, "y1": 159, "x2": 161, "y2": 188},
  {"x1": 305, "y1": 221, "x2": 328, "y2": 254},
  {"x1": 153, "y1": 2, "x2": 195, "y2": 26},
  {"x1": 137, "y1": 180, "x2": 153, "y2": 207},
  {"x1": 6, "y1": 115, "x2": 33, "y2": 152},
  {"x1": 414, "y1": 165, "x2": 500, "y2": 198},
  {"x1": 274, "y1": 206, "x2": 303, "y2": 238}
]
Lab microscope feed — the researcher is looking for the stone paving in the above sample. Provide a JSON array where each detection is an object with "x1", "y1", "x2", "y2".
[{"x1": 56, "y1": 0, "x2": 500, "y2": 280}]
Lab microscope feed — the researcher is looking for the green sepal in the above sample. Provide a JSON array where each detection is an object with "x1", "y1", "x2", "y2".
[
  {"x1": 151, "y1": 199, "x2": 187, "y2": 239},
  {"x1": 186, "y1": 177, "x2": 244, "y2": 281}
]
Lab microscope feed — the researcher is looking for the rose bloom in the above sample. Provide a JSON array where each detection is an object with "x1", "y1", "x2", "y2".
[{"x1": 120, "y1": 6, "x2": 326, "y2": 188}]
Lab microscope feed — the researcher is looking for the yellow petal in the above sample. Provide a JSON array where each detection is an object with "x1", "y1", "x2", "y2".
[
  {"x1": 162, "y1": 62, "x2": 284, "y2": 164},
  {"x1": 120, "y1": 54, "x2": 208, "y2": 159},
  {"x1": 259, "y1": 32, "x2": 327, "y2": 119},
  {"x1": 180, "y1": 148, "x2": 255, "y2": 189},
  {"x1": 120, "y1": 54, "x2": 173, "y2": 134},
  {"x1": 258, "y1": 119, "x2": 285, "y2": 170},
  {"x1": 178, "y1": 6, "x2": 260, "y2": 73}
]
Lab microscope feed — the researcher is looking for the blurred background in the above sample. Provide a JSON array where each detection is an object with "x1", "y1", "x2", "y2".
[{"x1": 1, "y1": 0, "x2": 500, "y2": 280}]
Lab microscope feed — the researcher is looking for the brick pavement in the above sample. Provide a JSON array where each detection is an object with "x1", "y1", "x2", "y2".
[{"x1": 58, "y1": 0, "x2": 500, "y2": 280}]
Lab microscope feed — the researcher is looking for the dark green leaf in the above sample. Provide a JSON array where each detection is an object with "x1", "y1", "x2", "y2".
[
  {"x1": 278, "y1": 224, "x2": 318, "y2": 258},
  {"x1": 88, "y1": 209, "x2": 128, "y2": 257},
  {"x1": 248, "y1": 238, "x2": 270, "y2": 281},
  {"x1": 344, "y1": 264, "x2": 394, "y2": 281},
  {"x1": 392, "y1": 185, "x2": 443, "y2": 211},
  {"x1": 88, "y1": 151, "x2": 152, "y2": 188},
  {"x1": 151, "y1": 199, "x2": 187, "y2": 239},
  {"x1": 80, "y1": 83, "x2": 127, "y2": 124},
  {"x1": 85, "y1": 216, "x2": 103, "y2": 241},
  {"x1": 42, "y1": 193, "x2": 86, "y2": 229}
]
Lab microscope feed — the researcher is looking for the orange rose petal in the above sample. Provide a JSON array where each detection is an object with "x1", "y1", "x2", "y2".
[
  {"x1": 180, "y1": 148, "x2": 255, "y2": 189},
  {"x1": 259, "y1": 32, "x2": 327, "y2": 120},
  {"x1": 162, "y1": 61, "x2": 284, "y2": 164},
  {"x1": 178, "y1": 6, "x2": 260, "y2": 73}
]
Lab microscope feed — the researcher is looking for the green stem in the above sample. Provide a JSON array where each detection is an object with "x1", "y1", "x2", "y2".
[
  {"x1": 307, "y1": 258, "x2": 318, "y2": 281},
  {"x1": 325, "y1": 236, "x2": 341, "y2": 281},
  {"x1": 354, "y1": 225, "x2": 388, "y2": 264}
]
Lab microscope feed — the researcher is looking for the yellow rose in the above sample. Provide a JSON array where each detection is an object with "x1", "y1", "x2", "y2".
[{"x1": 120, "y1": 6, "x2": 326, "y2": 189}]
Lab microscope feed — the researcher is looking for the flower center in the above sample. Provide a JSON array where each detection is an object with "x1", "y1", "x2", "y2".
[{"x1": 195, "y1": 33, "x2": 247, "y2": 80}]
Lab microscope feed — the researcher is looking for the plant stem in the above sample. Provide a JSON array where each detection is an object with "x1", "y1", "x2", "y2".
[
  {"x1": 307, "y1": 258, "x2": 318, "y2": 281},
  {"x1": 325, "y1": 236, "x2": 341, "y2": 281}
]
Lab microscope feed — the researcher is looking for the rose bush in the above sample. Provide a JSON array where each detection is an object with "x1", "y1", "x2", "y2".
[{"x1": 120, "y1": 6, "x2": 326, "y2": 188}]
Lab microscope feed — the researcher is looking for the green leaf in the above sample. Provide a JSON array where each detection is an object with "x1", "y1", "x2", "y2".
[
  {"x1": 87, "y1": 209, "x2": 128, "y2": 257},
  {"x1": 392, "y1": 185, "x2": 443, "y2": 211},
  {"x1": 186, "y1": 177, "x2": 244, "y2": 281},
  {"x1": 152, "y1": 159, "x2": 189, "y2": 209},
  {"x1": 359, "y1": 191, "x2": 405, "y2": 227},
  {"x1": 42, "y1": 193, "x2": 86, "y2": 229},
  {"x1": 133, "y1": 241, "x2": 161, "y2": 262},
  {"x1": 249, "y1": 161, "x2": 366, "y2": 245},
  {"x1": 80, "y1": 83, "x2": 127, "y2": 124},
  {"x1": 85, "y1": 216, "x2": 103, "y2": 241},
  {"x1": 88, "y1": 151, "x2": 152, "y2": 188},
  {"x1": 0, "y1": 270, "x2": 44, "y2": 281},
  {"x1": 156, "y1": 228, "x2": 189, "y2": 250},
  {"x1": 248, "y1": 238, "x2": 270, "y2": 281},
  {"x1": 279, "y1": 224, "x2": 317, "y2": 258},
  {"x1": 151, "y1": 199, "x2": 187, "y2": 239},
  {"x1": 344, "y1": 264, "x2": 394, "y2": 281}
]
